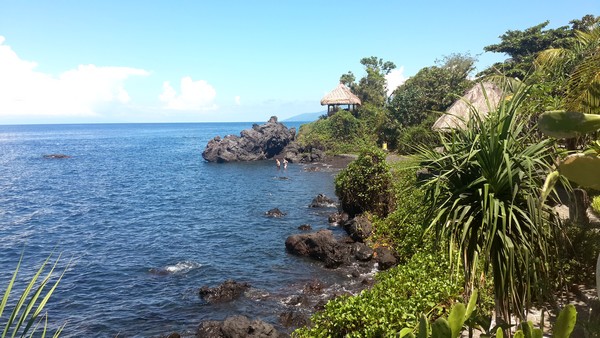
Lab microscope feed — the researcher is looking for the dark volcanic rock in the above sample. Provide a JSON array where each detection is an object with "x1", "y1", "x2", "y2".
[
  {"x1": 285, "y1": 230, "x2": 350, "y2": 268},
  {"x1": 297, "y1": 224, "x2": 312, "y2": 231},
  {"x1": 280, "y1": 142, "x2": 325, "y2": 164},
  {"x1": 199, "y1": 280, "x2": 250, "y2": 304},
  {"x1": 309, "y1": 194, "x2": 337, "y2": 208},
  {"x1": 343, "y1": 215, "x2": 373, "y2": 243},
  {"x1": 265, "y1": 208, "x2": 286, "y2": 218},
  {"x1": 197, "y1": 316, "x2": 283, "y2": 338},
  {"x1": 43, "y1": 154, "x2": 71, "y2": 159},
  {"x1": 279, "y1": 311, "x2": 310, "y2": 328},
  {"x1": 375, "y1": 247, "x2": 398, "y2": 271},
  {"x1": 328, "y1": 212, "x2": 349, "y2": 226},
  {"x1": 202, "y1": 116, "x2": 296, "y2": 163},
  {"x1": 353, "y1": 242, "x2": 374, "y2": 261}
]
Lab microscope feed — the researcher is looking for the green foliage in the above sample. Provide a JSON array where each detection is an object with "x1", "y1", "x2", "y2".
[
  {"x1": 401, "y1": 294, "x2": 578, "y2": 338},
  {"x1": 591, "y1": 195, "x2": 600, "y2": 215},
  {"x1": 389, "y1": 54, "x2": 475, "y2": 128},
  {"x1": 295, "y1": 111, "x2": 372, "y2": 154},
  {"x1": 418, "y1": 85, "x2": 560, "y2": 321},
  {"x1": 372, "y1": 160, "x2": 432, "y2": 262},
  {"x1": 335, "y1": 147, "x2": 394, "y2": 217},
  {"x1": 482, "y1": 20, "x2": 572, "y2": 79},
  {"x1": 292, "y1": 252, "x2": 462, "y2": 338},
  {"x1": 396, "y1": 123, "x2": 441, "y2": 155},
  {"x1": 1, "y1": 253, "x2": 65, "y2": 338}
]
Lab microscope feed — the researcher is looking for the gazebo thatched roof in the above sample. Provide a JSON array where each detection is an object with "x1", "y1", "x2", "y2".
[
  {"x1": 432, "y1": 82, "x2": 504, "y2": 130},
  {"x1": 320, "y1": 83, "x2": 362, "y2": 106}
]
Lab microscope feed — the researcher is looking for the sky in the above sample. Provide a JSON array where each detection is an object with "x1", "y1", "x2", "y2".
[{"x1": 0, "y1": 1, "x2": 598, "y2": 124}]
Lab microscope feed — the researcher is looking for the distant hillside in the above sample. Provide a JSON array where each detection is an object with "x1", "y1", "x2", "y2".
[{"x1": 283, "y1": 111, "x2": 325, "y2": 122}]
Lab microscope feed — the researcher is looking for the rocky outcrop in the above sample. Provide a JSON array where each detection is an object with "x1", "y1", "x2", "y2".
[
  {"x1": 328, "y1": 212, "x2": 349, "y2": 226},
  {"x1": 285, "y1": 230, "x2": 351, "y2": 268},
  {"x1": 309, "y1": 194, "x2": 337, "y2": 208},
  {"x1": 197, "y1": 316, "x2": 283, "y2": 338},
  {"x1": 199, "y1": 280, "x2": 251, "y2": 304},
  {"x1": 202, "y1": 116, "x2": 296, "y2": 163},
  {"x1": 280, "y1": 142, "x2": 325, "y2": 163}
]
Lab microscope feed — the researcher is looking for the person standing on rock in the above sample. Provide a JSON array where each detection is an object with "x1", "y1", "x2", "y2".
[{"x1": 276, "y1": 158, "x2": 281, "y2": 169}]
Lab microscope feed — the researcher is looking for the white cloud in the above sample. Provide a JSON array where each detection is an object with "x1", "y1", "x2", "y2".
[
  {"x1": 159, "y1": 76, "x2": 217, "y2": 110},
  {"x1": 0, "y1": 36, "x2": 149, "y2": 118},
  {"x1": 385, "y1": 66, "x2": 407, "y2": 96},
  {"x1": 234, "y1": 96, "x2": 241, "y2": 105}
]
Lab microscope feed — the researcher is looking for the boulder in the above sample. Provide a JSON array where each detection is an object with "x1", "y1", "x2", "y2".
[
  {"x1": 343, "y1": 215, "x2": 373, "y2": 242},
  {"x1": 199, "y1": 280, "x2": 250, "y2": 304},
  {"x1": 285, "y1": 230, "x2": 350, "y2": 268},
  {"x1": 280, "y1": 142, "x2": 325, "y2": 164},
  {"x1": 375, "y1": 247, "x2": 398, "y2": 271},
  {"x1": 197, "y1": 316, "x2": 283, "y2": 338},
  {"x1": 265, "y1": 208, "x2": 286, "y2": 218},
  {"x1": 328, "y1": 212, "x2": 349, "y2": 226},
  {"x1": 309, "y1": 194, "x2": 337, "y2": 208},
  {"x1": 353, "y1": 242, "x2": 374, "y2": 261},
  {"x1": 202, "y1": 116, "x2": 296, "y2": 163},
  {"x1": 279, "y1": 311, "x2": 310, "y2": 328}
]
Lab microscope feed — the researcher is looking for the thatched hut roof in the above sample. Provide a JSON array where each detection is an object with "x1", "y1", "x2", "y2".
[
  {"x1": 432, "y1": 82, "x2": 504, "y2": 130},
  {"x1": 320, "y1": 83, "x2": 362, "y2": 106}
]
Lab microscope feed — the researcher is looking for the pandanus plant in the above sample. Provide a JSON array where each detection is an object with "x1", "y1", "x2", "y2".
[{"x1": 538, "y1": 110, "x2": 600, "y2": 299}]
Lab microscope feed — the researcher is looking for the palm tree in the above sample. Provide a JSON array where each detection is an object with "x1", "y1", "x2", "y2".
[
  {"x1": 535, "y1": 25, "x2": 600, "y2": 114},
  {"x1": 418, "y1": 84, "x2": 561, "y2": 325}
]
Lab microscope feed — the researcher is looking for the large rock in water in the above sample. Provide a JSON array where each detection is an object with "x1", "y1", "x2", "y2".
[{"x1": 202, "y1": 116, "x2": 296, "y2": 163}]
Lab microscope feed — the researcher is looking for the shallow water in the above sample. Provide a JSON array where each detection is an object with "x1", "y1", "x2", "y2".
[{"x1": 0, "y1": 122, "x2": 349, "y2": 337}]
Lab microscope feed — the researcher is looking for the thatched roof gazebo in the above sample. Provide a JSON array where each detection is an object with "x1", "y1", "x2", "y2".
[
  {"x1": 432, "y1": 82, "x2": 504, "y2": 130},
  {"x1": 320, "y1": 83, "x2": 362, "y2": 116}
]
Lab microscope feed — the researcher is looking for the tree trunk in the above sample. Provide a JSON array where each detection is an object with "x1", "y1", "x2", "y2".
[{"x1": 569, "y1": 188, "x2": 589, "y2": 225}]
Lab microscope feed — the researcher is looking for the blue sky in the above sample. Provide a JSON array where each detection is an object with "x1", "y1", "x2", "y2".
[{"x1": 0, "y1": 1, "x2": 597, "y2": 124}]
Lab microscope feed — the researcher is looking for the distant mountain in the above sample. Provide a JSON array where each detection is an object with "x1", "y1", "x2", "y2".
[{"x1": 283, "y1": 111, "x2": 325, "y2": 122}]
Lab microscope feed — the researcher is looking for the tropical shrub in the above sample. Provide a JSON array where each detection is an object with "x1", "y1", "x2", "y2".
[
  {"x1": 371, "y1": 160, "x2": 432, "y2": 262},
  {"x1": 396, "y1": 124, "x2": 440, "y2": 155},
  {"x1": 335, "y1": 147, "x2": 394, "y2": 217},
  {"x1": 292, "y1": 252, "x2": 462, "y2": 338},
  {"x1": 295, "y1": 111, "x2": 372, "y2": 154},
  {"x1": 418, "y1": 84, "x2": 561, "y2": 322}
]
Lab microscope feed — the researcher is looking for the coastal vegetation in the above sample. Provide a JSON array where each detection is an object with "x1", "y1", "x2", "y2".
[{"x1": 294, "y1": 14, "x2": 600, "y2": 337}]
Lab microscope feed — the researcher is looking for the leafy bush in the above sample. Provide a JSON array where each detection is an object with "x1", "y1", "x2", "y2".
[
  {"x1": 295, "y1": 111, "x2": 373, "y2": 154},
  {"x1": 335, "y1": 147, "x2": 394, "y2": 217},
  {"x1": 396, "y1": 124, "x2": 440, "y2": 154},
  {"x1": 371, "y1": 160, "x2": 432, "y2": 262},
  {"x1": 293, "y1": 252, "x2": 462, "y2": 338}
]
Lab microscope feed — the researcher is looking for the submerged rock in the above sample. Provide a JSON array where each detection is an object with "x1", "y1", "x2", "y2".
[
  {"x1": 309, "y1": 194, "x2": 337, "y2": 208},
  {"x1": 297, "y1": 224, "x2": 312, "y2": 231},
  {"x1": 265, "y1": 208, "x2": 286, "y2": 218},
  {"x1": 328, "y1": 212, "x2": 349, "y2": 226},
  {"x1": 43, "y1": 154, "x2": 71, "y2": 159},
  {"x1": 202, "y1": 116, "x2": 296, "y2": 163},
  {"x1": 199, "y1": 280, "x2": 251, "y2": 304}
]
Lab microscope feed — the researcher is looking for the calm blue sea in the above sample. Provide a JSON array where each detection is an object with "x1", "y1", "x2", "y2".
[{"x1": 0, "y1": 122, "x2": 347, "y2": 337}]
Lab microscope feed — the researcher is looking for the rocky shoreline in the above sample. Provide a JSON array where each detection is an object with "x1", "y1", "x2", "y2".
[
  {"x1": 165, "y1": 191, "x2": 398, "y2": 338},
  {"x1": 173, "y1": 119, "x2": 398, "y2": 337}
]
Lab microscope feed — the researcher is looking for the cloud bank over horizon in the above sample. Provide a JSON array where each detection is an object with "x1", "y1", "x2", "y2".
[
  {"x1": 159, "y1": 76, "x2": 217, "y2": 111},
  {"x1": 0, "y1": 36, "x2": 149, "y2": 119}
]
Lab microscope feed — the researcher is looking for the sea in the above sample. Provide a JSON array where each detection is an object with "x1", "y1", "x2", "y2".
[{"x1": 0, "y1": 122, "x2": 354, "y2": 337}]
